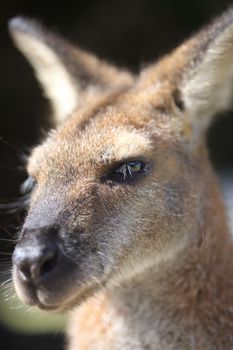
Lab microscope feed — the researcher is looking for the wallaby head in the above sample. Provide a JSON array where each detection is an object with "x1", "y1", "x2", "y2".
[{"x1": 10, "y1": 9, "x2": 233, "y2": 314}]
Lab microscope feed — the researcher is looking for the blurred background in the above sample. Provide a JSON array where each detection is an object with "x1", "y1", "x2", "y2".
[{"x1": 1, "y1": 0, "x2": 233, "y2": 349}]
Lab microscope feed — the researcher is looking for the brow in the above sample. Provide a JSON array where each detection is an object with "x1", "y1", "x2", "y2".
[{"x1": 98, "y1": 130, "x2": 152, "y2": 164}]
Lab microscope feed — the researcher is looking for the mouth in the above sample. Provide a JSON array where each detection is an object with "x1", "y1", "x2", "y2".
[
  {"x1": 14, "y1": 279, "x2": 61, "y2": 310},
  {"x1": 37, "y1": 302, "x2": 60, "y2": 311},
  {"x1": 31, "y1": 285, "x2": 101, "y2": 312},
  {"x1": 13, "y1": 269, "x2": 102, "y2": 312}
]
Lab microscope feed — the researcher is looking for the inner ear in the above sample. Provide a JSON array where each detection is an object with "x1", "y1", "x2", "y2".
[{"x1": 9, "y1": 17, "x2": 133, "y2": 125}]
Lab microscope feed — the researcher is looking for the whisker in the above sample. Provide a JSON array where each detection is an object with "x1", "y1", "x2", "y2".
[
  {"x1": 0, "y1": 161, "x2": 24, "y2": 172},
  {"x1": 0, "y1": 268, "x2": 12, "y2": 276},
  {"x1": 0, "y1": 197, "x2": 29, "y2": 210},
  {"x1": 1, "y1": 277, "x2": 12, "y2": 287},
  {"x1": 0, "y1": 238, "x2": 17, "y2": 242},
  {"x1": 0, "y1": 137, "x2": 26, "y2": 155},
  {"x1": 10, "y1": 304, "x2": 24, "y2": 311}
]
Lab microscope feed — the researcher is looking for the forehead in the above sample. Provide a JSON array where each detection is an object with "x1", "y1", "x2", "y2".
[
  {"x1": 28, "y1": 120, "x2": 152, "y2": 180},
  {"x1": 28, "y1": 91, "x2": 177, "y2": 177}
]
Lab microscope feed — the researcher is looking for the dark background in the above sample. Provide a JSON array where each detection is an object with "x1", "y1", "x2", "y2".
[{"x1": 1, "y1": 0, "x2": 233, "y2": 349}]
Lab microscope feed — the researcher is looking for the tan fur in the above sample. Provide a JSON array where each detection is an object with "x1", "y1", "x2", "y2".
[{"x1": 9, "y1": 9, "x2": 233, "y2": 350}]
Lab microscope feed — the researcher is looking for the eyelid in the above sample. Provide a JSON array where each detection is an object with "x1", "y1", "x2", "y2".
[
  {"x1": 105, "y1": 156, "x2": 149, "y2": 172},
  {"x1": 101, "y1": 158, "x2": 151, "y2": 184}
]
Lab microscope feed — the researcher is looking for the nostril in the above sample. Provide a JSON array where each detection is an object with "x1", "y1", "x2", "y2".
[
  {"x1": 14, "y1": 243, "x2": 60, "y2": 283},
  {"x1": 17, "y1": 260, "x2": 32, "y2": 281},
  {"x1": 38, "y1": 246, "x2": 59, "y2": 277}
]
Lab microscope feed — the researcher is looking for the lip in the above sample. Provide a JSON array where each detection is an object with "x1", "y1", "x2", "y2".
[
  {"x1": 37, "y1": 302, "x2": 60, "y2": 311},
  {"x1": 14, "y1": 263, "x2": 105, "y2": 312},
  {"x1": 14, "y1": 276, "x2": 60, "y2": 310},
  {"x1": 33, "y1": 289, "x2": 64, "y2": 311},
  {"x1": 28, "y1": 289, "x2": 61, "y2": 311}
]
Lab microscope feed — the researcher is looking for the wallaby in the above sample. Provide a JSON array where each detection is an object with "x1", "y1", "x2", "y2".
[{"x1": 8, "y1": 8, "x2": 233, "y2": 350}]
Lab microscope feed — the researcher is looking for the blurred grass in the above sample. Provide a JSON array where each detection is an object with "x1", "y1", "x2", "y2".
[{"x1": 0, "y1": 287, "x2": 67, "y2": 334}]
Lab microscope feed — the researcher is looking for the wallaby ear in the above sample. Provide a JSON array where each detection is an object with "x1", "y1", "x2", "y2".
[
  {"x1": 8, "y1": 17, "x2": 133, "y2": 124},
  {"x1": 179, "y1": 8, "x2": 233, "y2": 143}
]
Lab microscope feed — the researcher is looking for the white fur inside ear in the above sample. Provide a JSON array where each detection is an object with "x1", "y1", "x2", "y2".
[
  {"x1": 12, "y1": 31, "x2": 78, "y2": 124},
  {"x1": 181, "y1": 25, "x2": 233, "y2": 143}
]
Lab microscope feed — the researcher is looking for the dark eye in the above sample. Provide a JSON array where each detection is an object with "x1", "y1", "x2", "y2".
[
  {"x1": 104, "y1": 160, "x2": 149, "y2": 184},
  {"x1": 20, "y1": 176, "x2": 37, "y2": 194}
]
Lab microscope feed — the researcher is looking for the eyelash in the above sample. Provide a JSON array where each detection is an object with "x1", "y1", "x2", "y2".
[{"x1": 102, "y1": 160, "x2": 150, "y2": 184}]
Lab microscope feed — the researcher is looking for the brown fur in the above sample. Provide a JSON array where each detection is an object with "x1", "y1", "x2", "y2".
[{"x1": 9, "y1": 8, "x2": 233, "y2": 350}]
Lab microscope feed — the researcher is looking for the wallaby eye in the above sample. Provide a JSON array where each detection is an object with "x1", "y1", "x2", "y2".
[
  {"x1": 20, "y1": 176, "x2": 37, "y2": 194},
  {"x1": 104, "y1": 160, "x2": 149, "y2": 184}
]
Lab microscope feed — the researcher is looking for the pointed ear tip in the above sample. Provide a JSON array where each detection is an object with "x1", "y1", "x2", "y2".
[
  {"x1": 9, "y1": 16, "x2": 28, "y2": 32},
  {"x1": 8, "y1": 16, "x2": 41, "y2": 37}
]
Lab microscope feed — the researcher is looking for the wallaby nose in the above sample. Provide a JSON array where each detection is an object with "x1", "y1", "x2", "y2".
[{"x1": 13, "y1": 242, "x2": 60, "y2": 284}]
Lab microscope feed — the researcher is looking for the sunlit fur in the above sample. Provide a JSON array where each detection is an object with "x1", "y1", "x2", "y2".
[{"x1": 9, "y1": 8, "x2": 233, "y2": 350}]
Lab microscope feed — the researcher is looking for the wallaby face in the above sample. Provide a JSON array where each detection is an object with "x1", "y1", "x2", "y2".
[
  {"x1": 13, "y1": 71, "x2": 202, "y2": 310},
  {"x1": 9, "y1": 9, "x2": 233, "y2": 350}
]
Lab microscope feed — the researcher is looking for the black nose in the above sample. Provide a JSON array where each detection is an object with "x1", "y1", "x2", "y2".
[{"x1": 13, "y1": 242, "x2": 60, "y2": 283}]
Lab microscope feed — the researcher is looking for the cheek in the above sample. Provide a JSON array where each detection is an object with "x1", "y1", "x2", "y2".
[
  {"x1": 163, "y1": 182, "x2": 188, "y2": 218},
  {"x1": 90, "y1": 180, "x2": 193, "y2": 251},
  {"x1": 108, "y1": 182, "x2": 190, "y2": 246}
]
